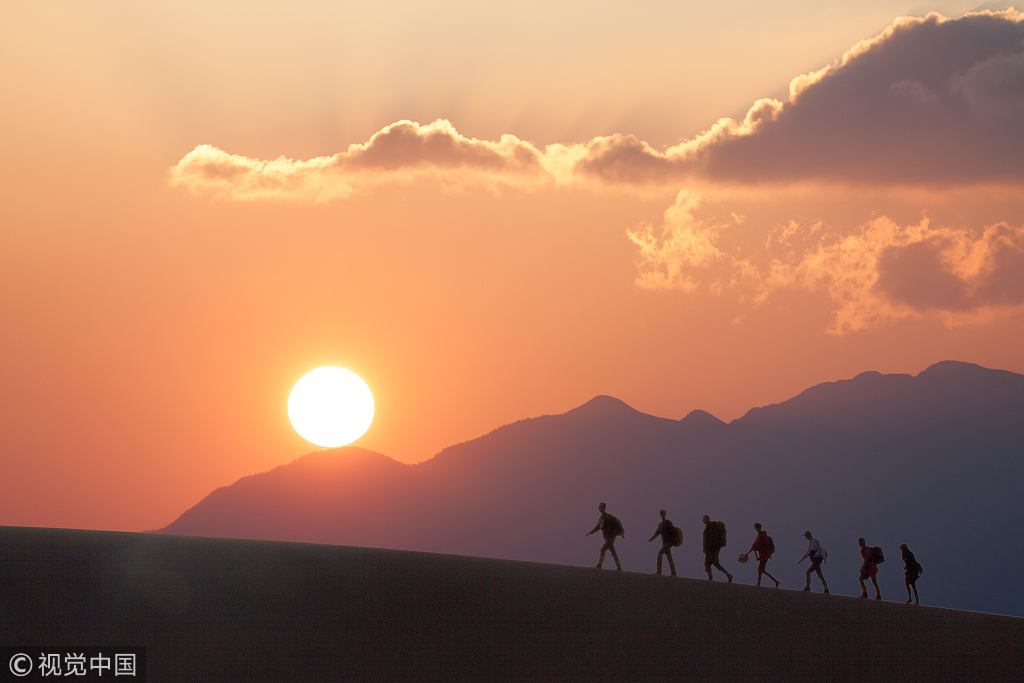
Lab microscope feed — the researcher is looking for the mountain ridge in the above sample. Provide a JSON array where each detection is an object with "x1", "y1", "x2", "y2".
[{"x1": 156, "y1": 360, "x2": 1024, "y2": 617}]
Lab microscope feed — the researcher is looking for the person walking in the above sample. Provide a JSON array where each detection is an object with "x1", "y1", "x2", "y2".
[
  {"x1": 586, "y1": 502, "x2": 624, "y2": 570},
  {"x1": 647, "y1": 509, "x2": 678, "y2": 576},
  {"x1": 702, "y1": 515, "x2": 733, "y2": 582},
  {"x1": 899, "y1": 543, "x2": 923, "y2": 604},
  {"x1": 858, "y1": 537, "x2": 882, "y2": 599},
  {"x1": 797, "y1": 530, "x2": 829, "y2": 593},
  {"x1": 742, "y1": 522, "x2": 780, "y2": 587}
]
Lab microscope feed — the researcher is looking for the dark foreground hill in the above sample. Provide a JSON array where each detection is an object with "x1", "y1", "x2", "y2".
[
  {"x1": 157, "y1": 361, "x2": 1024, "y2": 616},
  {"x1": 3, "y1": 527, "x2": 1022, "y2": 683}
]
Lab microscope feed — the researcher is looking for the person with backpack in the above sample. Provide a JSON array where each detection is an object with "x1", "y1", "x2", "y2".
[
  {"x1": 899, "y1": 543, "x2": 923, "y2": 605},
  {"x1": 702, "y1": 515, "x2": 733, "y2": 582},
  {"x1": 741, "y1": 522, "x2": 780, "y2": 587},
  {"x1": 797, "y1": 531, "x2": 829, "y2": 593},
  {"x1": 586, "y1": 502, "x2": 624, "y2": 570},
  {"x1": 858, "y1": 537, "x2": 883, "y2": 599},
  {"x1": 647, "y1": 509, "x2": 679, "y2": 576}
]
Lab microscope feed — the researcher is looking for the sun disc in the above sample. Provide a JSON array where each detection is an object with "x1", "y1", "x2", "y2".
[{"x1": 288, "y1": 367, "x2": 374, "y2": 447}]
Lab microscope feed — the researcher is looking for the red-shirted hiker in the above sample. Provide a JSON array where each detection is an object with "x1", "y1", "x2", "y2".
[
  {"x1": 858, "y1": 537, "x2": 882, "y2": 599},
  {"x1": 742, "y1": 522, "x2": 780, "y2": 587}
]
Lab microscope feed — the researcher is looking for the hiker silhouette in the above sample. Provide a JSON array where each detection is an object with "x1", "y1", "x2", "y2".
[
  {"x1": 743, "y1": 522, "x2": 780, "y2": 587},
  {"x1": 647, "y1": 509, "x2": 678, "y2": 576},
  {"x1": 858, "y1": 537, "x2": 882, "y2": 599},
  {"x1": 702, "y1": 515, "x2": 733, "y2": 582},
  {"x1": 900, "y1": 543, "x2": 923, "y2": 604},
  {"x1": 798, "y1": 531, "x2": 829, "y2": 593},
  {"x1": 586, "y1": 502, "x2": 624, "y2": 570}
]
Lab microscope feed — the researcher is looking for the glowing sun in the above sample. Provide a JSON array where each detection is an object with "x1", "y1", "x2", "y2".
[{"x1": 288, "y1": 367, "x2": 374, "y2": 447}]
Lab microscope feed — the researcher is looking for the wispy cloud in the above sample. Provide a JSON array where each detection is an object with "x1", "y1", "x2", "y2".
[{"x1": 636, "y1": 204, "x2": 1024, "y2": 333}]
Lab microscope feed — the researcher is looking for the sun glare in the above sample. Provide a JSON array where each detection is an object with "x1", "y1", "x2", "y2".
[{"x1": 288, "y1": 367, "x2": 374, "y2": 448}]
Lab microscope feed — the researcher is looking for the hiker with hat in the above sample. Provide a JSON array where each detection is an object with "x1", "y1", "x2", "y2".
[
  {"x1": 857, "y1": 537, "x2": 883, "y2": 599},
  {"x1": 702, "y1": 515, "x2": 733, "y2": 582},
  {"x1": 899, "y1": 543, "x2": 923, "y2": 605},
  {"x1": 647, "y1": 509, "x2": 680, "y2": 576},
  {"x1": 741, "y1": 522, "x2": 780, "y2": 587},
  {"x1": 586, "y1": 502, "x2": 624, "y2": 570},
  {"x1": 797, "y1": 530, "x2": 829, "y2": 593}
]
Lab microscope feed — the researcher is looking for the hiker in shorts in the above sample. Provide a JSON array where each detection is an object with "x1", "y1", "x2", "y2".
[
  {"x1": 742, "y1": 522, "x2": 780, "y2": 587},
  {"x1": 586, "y1": 502, "x2": 623, "y2": 570},
  {"x1": 647, "y1": 509, "x2": 677, "y2": 576},
  {"x1": 899, "y1": 543, "x2": 922, "y2": 605},
  {"x1": 858, "y1": 537, "x2": 882, "y2": 599},
  {"x1": 702, "y1": 515, "x2": 733, "y2": 582},
  {"x1": 797, "y1": 531, "x2": 829, "y2": 593}
]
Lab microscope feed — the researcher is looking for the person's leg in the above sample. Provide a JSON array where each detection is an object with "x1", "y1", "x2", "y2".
[
  {"x1": 815, "y1": 563, "x2": 829, "y2": 593},
  {"x1": 911, "y1": 581, "x2": 919, "y2": 605},
  {"x1": 905, "y1": 579, "x2": 913, "y2": 603},
  {"x1": 756, "y1": 566, "x2": 763, "y2": 586},
  {"x1": 609, "y1": 542, "x2": 621, "y2": 570},
  {"x1": 871, "y1": 575, "x2": 881, "y2": 599},
  {"x1": 859, "y1": 575, "x2": 868, "y2": 597},
  {"x1": 761, "y1": 561, "x2": 780, "y2": 587},
  {"x1": 665, "y1": 546, "x2": 676, "y2": 576},
  {"x1": 804, "y1": 565, "x2": 813, "y2": 590},
  {"x1": 705, "y1": 554, "x2": 713, "y2": 579},
  {"x1": 710, "y1": 549, "x2": 732, "y2": 581},
  {"x1": 598, "y1": 539, "x2": 612, "y2": 568},
  {"x1": 656, "y1": 548, "x2": 664, "y2": 574}
]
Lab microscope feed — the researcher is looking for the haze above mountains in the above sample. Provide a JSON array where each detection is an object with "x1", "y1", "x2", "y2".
[{"x1": 158, "y1": 361, "x2": 1024, "y2": 617}]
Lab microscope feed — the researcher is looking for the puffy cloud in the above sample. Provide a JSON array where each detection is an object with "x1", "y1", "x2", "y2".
[
  {"x1": 170, "y1": 120, "x2": 560, "y2": 200},
  {"x1": 578, "y1": 10, "x2": 1024, "y2": 187}
]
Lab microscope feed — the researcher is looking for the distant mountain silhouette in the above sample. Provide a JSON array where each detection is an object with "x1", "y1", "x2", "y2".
[{"x1": 157, "y1": 361, "x2": 1024, "y2": 616}]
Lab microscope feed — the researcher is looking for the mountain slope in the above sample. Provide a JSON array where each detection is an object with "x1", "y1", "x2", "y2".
[{"x1": 7, "y1": 527, "x2": 1023, "y2": 683}]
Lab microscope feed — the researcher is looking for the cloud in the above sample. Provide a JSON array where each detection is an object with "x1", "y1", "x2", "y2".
[
  {"x1": 169, "y1": 10, "x2": 1024, "y2": 332},
  {"x1": 172, "y1": 10, "x2": 1024, "y2": 199},
  {"x1": 170, "y1": 120, "x2": 567, "y2": 201},
  {"x1": 626, "y1": 191, "x2": 730, "y2": 293},
  {"x1": 578, "y1": 9, "x2": 1024, "y2": 187},
  {"x1": 626, "y1": 194, "x2": 1024, "y2": 333}
]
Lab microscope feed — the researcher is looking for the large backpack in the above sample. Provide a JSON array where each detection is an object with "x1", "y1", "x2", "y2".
[
  {"x1": 604, "y1": 514, "x2": 624, "y2": 537},
  {"x1": 766, "y1": 535, "x2": 776, "y2": 559},
  {"x1": 871, "y1": 546, "x2": 885, "y2": 563},
  {"x1": 669, "y1": 525, "x2": 684, "y2": 548},
  {"x1": 712, "y1": 521, "x2": 727, "y2": 548}
]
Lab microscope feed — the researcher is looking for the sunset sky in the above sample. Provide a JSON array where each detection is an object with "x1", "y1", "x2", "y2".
[{"x1": 2, "y1": 1, "x2": 1023, "y2": 533}]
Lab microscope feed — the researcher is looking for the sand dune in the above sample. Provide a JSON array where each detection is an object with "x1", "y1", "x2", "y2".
[{"x1": 2, "y1": 526, "x2": 1021, "y2": 682}]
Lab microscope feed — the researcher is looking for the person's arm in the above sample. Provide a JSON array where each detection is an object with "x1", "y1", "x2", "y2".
[
  {"x1": 587, "y1": 517, "x2": 602, "y2": 536},
  {"x1": 648, "y1": 527, "x2": 660, "y2": 543}
]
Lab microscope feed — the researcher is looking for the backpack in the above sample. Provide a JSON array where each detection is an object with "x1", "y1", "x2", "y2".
[
  {"x1": 604, "y1": 514, "x2": 624, "y2": 537},
  {"x1": 712, "y1": 521, "x2": 727, "y2": 548},
  {"x1": 766, "y1": 535, "x2": 776, "y2": 559},
  {"x1": 669, "y1": 526, "x2": 684, "y2": 548},
  {"x1": 870, "y1": 546, "x2": 885, "y2": 563}
]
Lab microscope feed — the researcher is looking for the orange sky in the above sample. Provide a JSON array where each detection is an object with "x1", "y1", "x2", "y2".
[{"x1": 2, "y1": 2, "x2": 1023, "y2": 532}]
